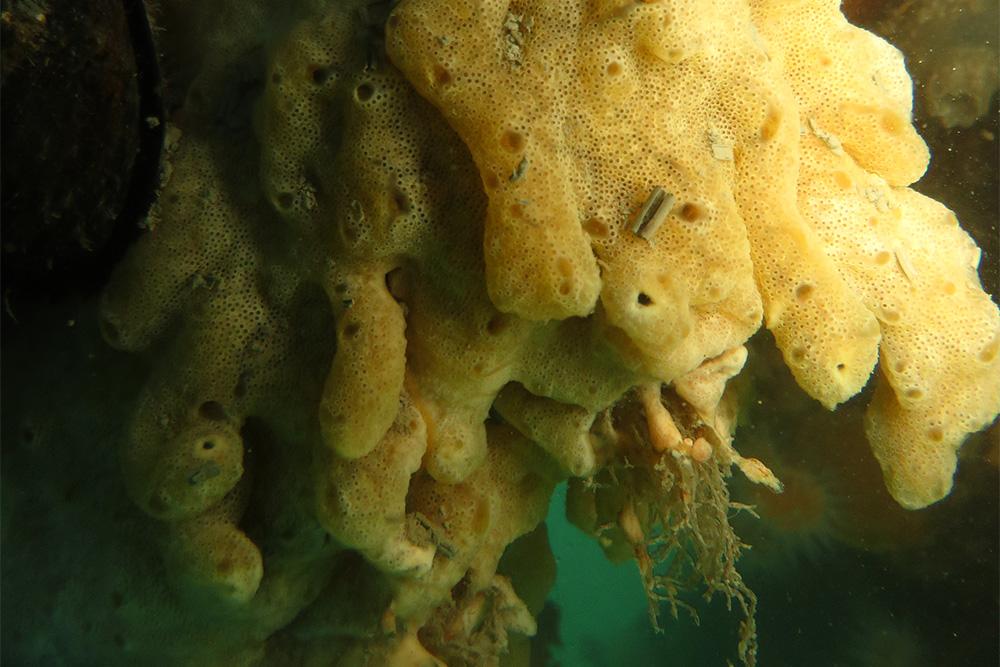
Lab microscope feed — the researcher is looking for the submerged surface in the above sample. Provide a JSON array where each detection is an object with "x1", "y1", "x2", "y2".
[{"x1": 2, "y1": 0, "x2": 998, "y2": 665}]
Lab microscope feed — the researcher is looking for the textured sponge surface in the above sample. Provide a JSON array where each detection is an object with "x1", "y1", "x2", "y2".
[{"x1": 64, "y1": 0, "x2": 1000, "y2": 663}]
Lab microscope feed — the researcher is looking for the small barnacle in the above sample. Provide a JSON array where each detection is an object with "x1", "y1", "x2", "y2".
[{"x1": 434, "y1": 538, "x2": 456, "y2": 559}]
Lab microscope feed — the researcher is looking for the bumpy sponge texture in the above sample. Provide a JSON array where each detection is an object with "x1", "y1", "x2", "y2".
[
  {"x1": 796, "y1": 138, "x2": 1000, "y2": 507},
  {"x1": 78, "y1": 0, "x2": 1000, "y2": 663},
  {"x1": 752, "y1": 0, "x2": 1000, "y2": 507},
  {"x1": 751, "y1": 0, "x2": 930, "y2": 186},
  {"x1": 386, "y1": 0, "x2": 882, "y2": 408}
]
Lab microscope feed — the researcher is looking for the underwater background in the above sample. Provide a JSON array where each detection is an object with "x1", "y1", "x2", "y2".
[{"x1": 2, "y1": 1, "x2": 998, "y2": 665}]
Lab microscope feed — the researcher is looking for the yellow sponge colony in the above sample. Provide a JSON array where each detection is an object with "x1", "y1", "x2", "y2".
[
  {"x1": 386, "y1": 0, "x2": 885, "y2": 408},
  {"x1": 90, "y1": 0, "x2": 997, "y2": 662},
  {"x1": 752, "y1": 0, "x2": 1000, "y2": 508}
]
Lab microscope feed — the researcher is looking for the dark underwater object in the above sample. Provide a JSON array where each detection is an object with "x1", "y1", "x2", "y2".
[{"x1": 1, "y1": 0, "x2": 162, "y2": 308}]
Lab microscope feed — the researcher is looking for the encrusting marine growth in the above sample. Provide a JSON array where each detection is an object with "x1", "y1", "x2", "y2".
[{"x1": 91, "y1": 0, "x2": 998, "y2": 664}]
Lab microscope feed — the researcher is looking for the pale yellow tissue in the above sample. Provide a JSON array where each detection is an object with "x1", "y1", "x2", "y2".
[
  {"x1": 163, "y1": 478, "x2": 263, "y2": 605},
  {"x1": 317, "y1": 395, "x2": 435, "y2": 575},
  {"x1": 319, "y1": 269, "x2": 408, "y2": 460},
  {"x1": 86, "y1": 0, "x2": 998, "y2": 663},
  {"x1": 494, "y1": 383, "x2": 600, "y2": 477},
  {"x1": 794, "y1": 94, "x2": 999, "y2": 509},
  {"x1": 750, "y1": 0, "x2": 930, "y2": 185}
]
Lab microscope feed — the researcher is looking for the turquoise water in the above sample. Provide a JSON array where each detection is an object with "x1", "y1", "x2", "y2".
[
  {"x1": 546, "y1": 483, "x2": 685, "y2": 666},
  {"x1": 541, "y1": 439, "x2": 999, "y2": 667}
]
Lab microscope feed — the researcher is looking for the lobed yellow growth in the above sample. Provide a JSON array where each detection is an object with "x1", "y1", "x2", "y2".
[
  {"x1": 392, "y1": 424, "x2": 557, "y2": 625},
  {"x1": 388, "y1": 0, "x2": 774, "y2": 381},
  {"x1": 317, "y1": 393, "x2": 434, "y2": 575},
  {"x1": 751, "y1": 0, "x2": 931, "y2": 186},
  {"x1": 164, "y1": 484, "x2": 263, "y2": 605},
  {"x1": 752, "y1": 0, "x2": 1000, "y2": 508},
  {"x1": 386, "y1": 0, "x2": 997, "y2": 506},
  {"x1": 319, "y1": 268, "x2": 408, "y2": 461},
  {"x1": 493, "y1": 382, "x2": 603, "y2": 477},
  {"x1": 89, "y1": 0, "x2": 998, "y2": 662},
  {"x1": 795, "y1": 138, "x2": 1000, "y2": 508},
  {"x1": 386, "y1": 0, "x2": 882, "y2": 408}
]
